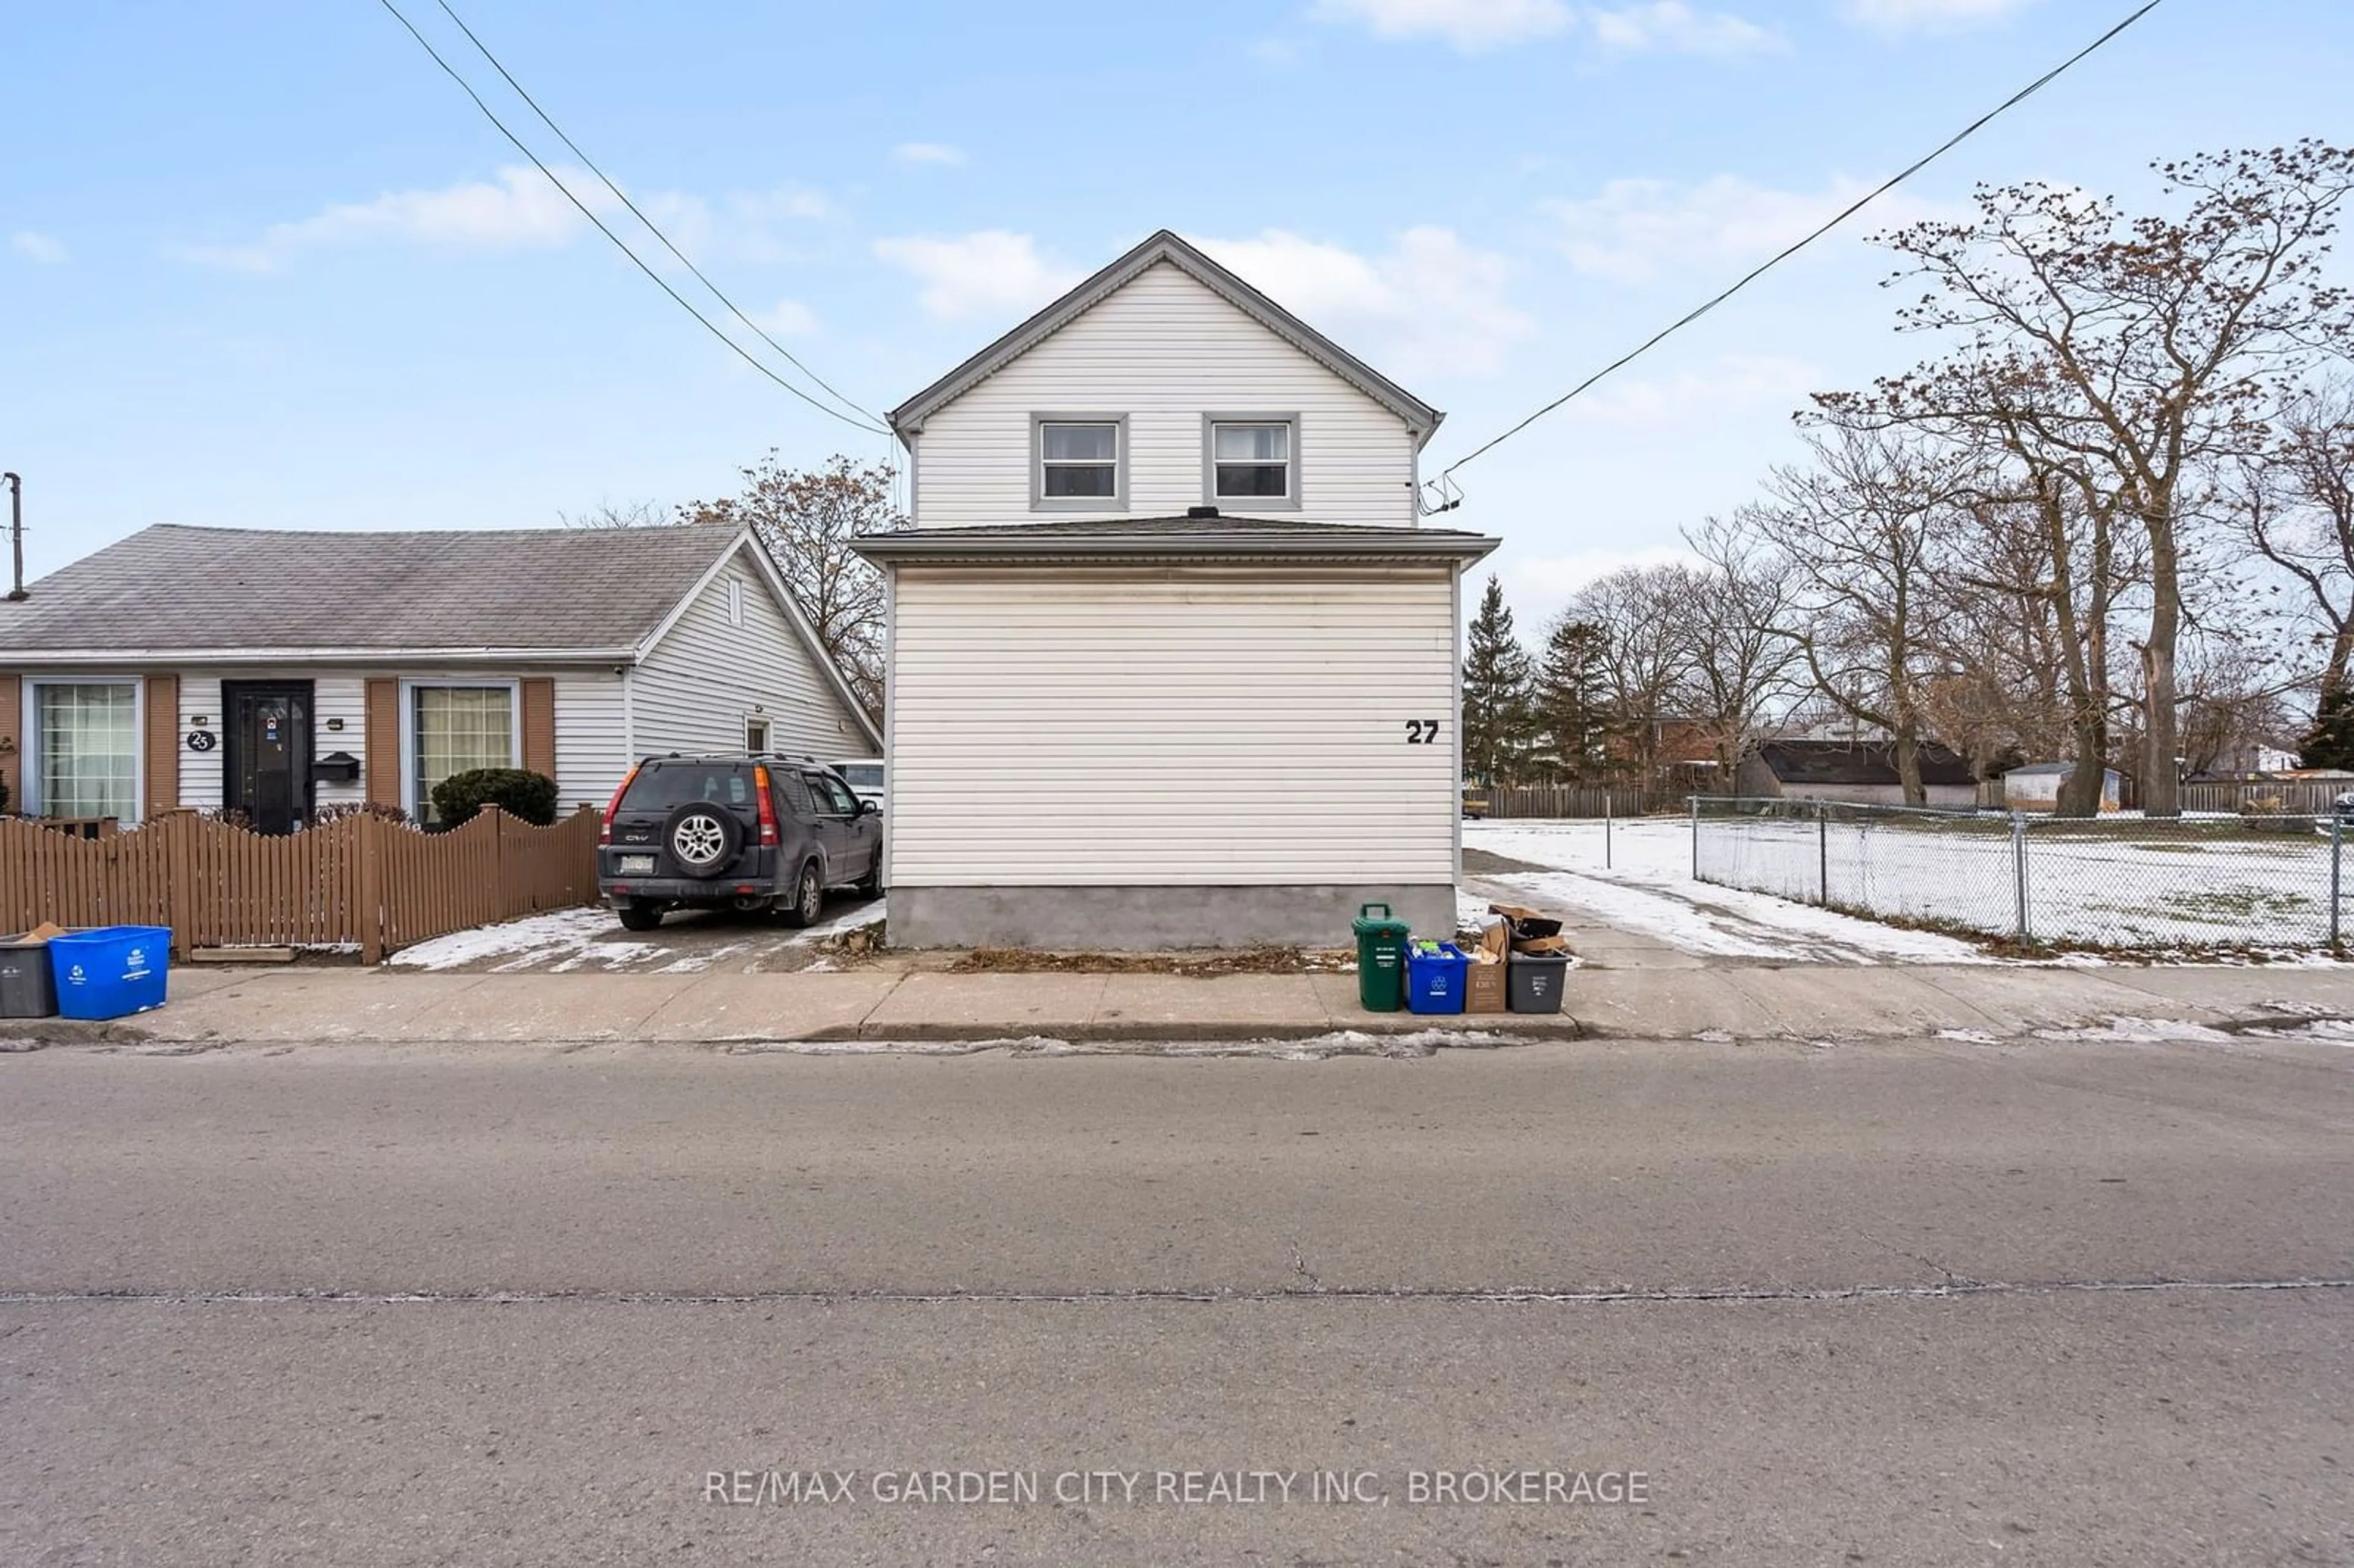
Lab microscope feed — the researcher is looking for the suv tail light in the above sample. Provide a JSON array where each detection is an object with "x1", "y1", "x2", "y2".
[
  {"x1": 599, "y1": 763, "x2": 641, "y2": 847},
  {"x1": 753, "y1": 764, "x2": 780, "y2": 847}
]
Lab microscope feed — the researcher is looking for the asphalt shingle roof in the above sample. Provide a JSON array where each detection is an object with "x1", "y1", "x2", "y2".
[
  {"x1": 0, "y1": 522, "x2": 744, "y2": 655},
  {"x1": 1759, "y1": 739, "x2": 1979, "y2": 788}
]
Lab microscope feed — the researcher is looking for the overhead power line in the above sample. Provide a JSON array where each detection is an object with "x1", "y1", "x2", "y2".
[
  {"x1": 1425, "y1": 0, "x2": 2169, "y2": 509},
  {"x1": 426, "y1": 0, "x2": 883, "y2": 429},
  {"x1": 375, "y1": 0, "x2": 889, "y2": 436}
]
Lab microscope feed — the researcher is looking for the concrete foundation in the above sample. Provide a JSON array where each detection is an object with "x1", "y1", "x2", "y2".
[{"x1": 888, "y1": 883, "x2": 1458, "y2": 951}]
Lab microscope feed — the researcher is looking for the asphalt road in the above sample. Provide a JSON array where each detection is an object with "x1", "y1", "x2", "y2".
[{"x1": 4, "y1": 1032, "x2": 2350, "y2": 1566}]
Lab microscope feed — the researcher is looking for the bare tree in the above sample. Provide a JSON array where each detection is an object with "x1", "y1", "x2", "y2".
[
  {"x1": 1678, "y1": 517, "x2": 1804, "y2": 780},
  {"x1": 1865, "y1": 142, "x2": 2354, "y2": 815},
  {"x1": 1743, "y1": 423, "x2": 1964, "y2": 805},
  {"x1": 1564, "y1": 566, "x2": 1693, "y2": 790},
  {"x1": 2243, "y1": 376, "x2": 2354, "y2": 697},
  {"x1": 558, "y1": 498, "x2": 671, "y2": 530},
  {"x1": 677, "y1": 453, "x2": 910, "y2": 723}
]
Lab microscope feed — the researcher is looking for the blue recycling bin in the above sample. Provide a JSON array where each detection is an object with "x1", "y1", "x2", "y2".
[
  {"x1": 1404, "y1": 942, "x2": 1469, "y2": 1015},
  {"x1": 49, "y1": 926, "x2": 173, "y2": 1021}
]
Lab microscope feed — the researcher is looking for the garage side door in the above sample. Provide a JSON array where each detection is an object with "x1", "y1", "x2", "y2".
[{"x1": 889, "y1": 564, "x2": 1458, "y2": 886}]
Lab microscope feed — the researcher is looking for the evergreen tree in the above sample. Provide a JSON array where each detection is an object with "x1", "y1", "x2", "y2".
[
  {"x1": 1533, "y1": 618, "x2": 1615, "y2": 779},
  {"x1": 1462, "y1": 574, "x2": 1533, "y2": 784},
  {"x1": 2301, "y1": 685, "x2": 2354, "y2": 771}
]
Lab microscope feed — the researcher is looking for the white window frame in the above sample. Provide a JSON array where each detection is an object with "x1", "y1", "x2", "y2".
[
  {"x1": 400, "y1": 678, "x2": 522, "y2": 824},
  {"x1": 725, "y1": 579, "x2": 747, "y2": 628},
  {"x1": 20, "y1": 676, "x2": 146, "y2": 824},
  {"x1": 1030, "y1": 413, "x2": 1128, "y2": 512},
  {"x1": 745, "y1": 714, "x2": 771, "y2": 753},
  {"x1": 1202, "y1": 413, "x2": 1302, "y2": 511}
]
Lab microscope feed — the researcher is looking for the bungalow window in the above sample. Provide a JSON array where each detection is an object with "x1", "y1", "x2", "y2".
[
  {"x1": 1037, "y1": 419, "x2": 1122, "y2": 503},
  {"x1": 411, "y1": 683, "x2": 516, "y2": 823},
  {"x1": 1207, "y1": 418, "x2": 1297, "y2": 503},
  {"x1": 30, "y1": 680, "x2": 139, "y2": 820}
]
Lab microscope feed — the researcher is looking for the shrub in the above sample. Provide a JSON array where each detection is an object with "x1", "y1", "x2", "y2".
[
  {"x1": 430, "y1": 768, "x2": 558, "y2": 828},
  {"x1": 311, "y1": 801, "x2": 411, "y2": 828}
]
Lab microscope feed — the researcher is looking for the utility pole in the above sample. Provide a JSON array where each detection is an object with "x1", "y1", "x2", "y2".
[{"x1": 3, "y1": 473, "x2": 23, "y2": 601}]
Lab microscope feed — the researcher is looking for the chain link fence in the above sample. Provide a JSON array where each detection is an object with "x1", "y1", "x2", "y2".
[{"x1": 1691, "y1": 797, "x2": 2346, "y2": 951}]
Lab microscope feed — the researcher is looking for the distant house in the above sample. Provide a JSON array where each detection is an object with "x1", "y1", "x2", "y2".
[
  {"x1": 1737, "y1": 739, "x2": 1980, "y2": 809},
  {"x1": 0, "y1": 522, "x2": 879, "y2": 832},
  {"x1": 2003, "y1": 761, "x2": 2124, "y2": 813}
]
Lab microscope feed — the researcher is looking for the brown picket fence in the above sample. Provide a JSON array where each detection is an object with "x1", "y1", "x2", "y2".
[{"x1": 0, "y1": 807, "x2": 601, "y2": 962}]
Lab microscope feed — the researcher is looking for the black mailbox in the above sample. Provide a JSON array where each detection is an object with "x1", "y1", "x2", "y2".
[{"x1": 312, "y1": 750, "x2": 361, "y2": 784}]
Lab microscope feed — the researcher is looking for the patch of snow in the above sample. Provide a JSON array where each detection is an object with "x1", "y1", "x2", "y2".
[
  {"x1": 2030, "y1": 1016, "x2": 2238, "y2": 1045},
  {"x1": 1469, "y1": 820, "x2": 1988, "y2": 965},
  {"x1": 389, "y1": 907, "x2": 623, "y2": 971},
  {"x1": 802, "y1": 897, "x2": 886, "y2": 940},
  {"x1": 1934, "y1": 1028, "x2": 2001, "y2": 1045},
  {"x1": 653, "y1": 943, "x2": 748, "y2": 975},
  {"x1": 2245, "y1": 1017, "x2": 2354, "y2": 1045},
  {"x1": 549, "y1": 942, "x2": 660, "y2": 973}
]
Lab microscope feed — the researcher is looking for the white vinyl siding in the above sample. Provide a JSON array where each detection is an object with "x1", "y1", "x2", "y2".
[
  {"x1": 886, "y1": 565, "x2": 1458, "y2": 885},
  {"x1": 910, "y1": 261, "x2": 1417, "y2": 528},
  {"x1": 632, "y1": 547, "x2": 870, "y2": 760},
  {"x1": 552, "y1": 671, "x2": 627, "y2": 810}
]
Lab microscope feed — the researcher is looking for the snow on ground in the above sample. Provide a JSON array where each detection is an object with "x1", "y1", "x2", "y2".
[
  {"x1": 388, "y1": 897, "x2": 886, "y2": 973},
  {"x1": 1466, "y1": 820, "x2": 1990, "y2": 965},
  {"x1": 389, "y1": 907, "x2": 622, "y2": 972},
  {"x1": 1692, "y1": 812, "x2": 2340, "y2": 950}
]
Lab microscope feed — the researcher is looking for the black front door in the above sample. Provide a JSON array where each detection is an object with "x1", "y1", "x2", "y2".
[{"x1": 223, "y1": 680, "x2": 315, "y2": 834}]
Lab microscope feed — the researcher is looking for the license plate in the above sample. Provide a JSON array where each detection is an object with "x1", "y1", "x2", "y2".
[{"x1": 618, "y1": 854, "x2": 656, "y2": 876}]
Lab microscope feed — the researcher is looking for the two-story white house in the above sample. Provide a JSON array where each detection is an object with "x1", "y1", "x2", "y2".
[{"x1": 856, "y1": 229, "x2": 1498, "y2": 949}]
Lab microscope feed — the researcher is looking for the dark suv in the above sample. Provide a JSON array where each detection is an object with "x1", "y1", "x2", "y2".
[{"x1": 597, "y1": 755, "x2": 882, "y2": 931}]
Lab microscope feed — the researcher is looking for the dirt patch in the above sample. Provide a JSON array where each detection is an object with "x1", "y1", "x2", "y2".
[
  {"x1": 949, "y1": 945, "x2": 1357, "y2": 976},
  {"x1": 1463, "y1": 846, "x2": 1557, "y2": 877}
]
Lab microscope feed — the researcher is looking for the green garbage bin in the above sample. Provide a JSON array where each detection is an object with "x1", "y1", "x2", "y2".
[{"x1": 1352, "y1": 902, "x2": 1411, "y2": 1013}]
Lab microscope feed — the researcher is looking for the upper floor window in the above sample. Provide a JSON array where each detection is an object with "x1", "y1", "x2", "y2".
[
  {"x1": 1034, "y1": 416, "x2": 1126, "y2": 509},
  {"x1": 1206, "y1": 417, "x2": 1298, "y2": 506}
]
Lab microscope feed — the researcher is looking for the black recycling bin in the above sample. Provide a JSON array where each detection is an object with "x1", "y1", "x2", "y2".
[{"x1": 0, "y1": 934, "x2": 61, "y2": 1019}]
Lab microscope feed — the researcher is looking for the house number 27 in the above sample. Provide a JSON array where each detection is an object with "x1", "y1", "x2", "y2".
[{"x1": 1404, "y1": 719, "x2": 1442, "y2": 744}]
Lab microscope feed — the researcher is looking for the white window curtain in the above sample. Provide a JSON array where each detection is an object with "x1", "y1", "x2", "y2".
[
  {"x1": 36, "y1": 682, "x2": 140, "y2": 820},
  {"x1": 413, "y1": 686, "x2": 514, "y2": 823}
]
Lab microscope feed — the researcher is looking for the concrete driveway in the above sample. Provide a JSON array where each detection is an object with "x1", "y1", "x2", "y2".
[{"x1": 385, "y1": 892, "x2": 887, "y2": 974}]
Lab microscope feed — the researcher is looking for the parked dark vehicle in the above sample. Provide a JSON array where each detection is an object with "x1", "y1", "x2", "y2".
[{"x1": 597, "y1": 755, "x2": 882, "y2": 931}]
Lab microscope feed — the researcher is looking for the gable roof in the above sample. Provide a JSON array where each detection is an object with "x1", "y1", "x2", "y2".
[
  {"x1": 888, "y1": 229, "x2": 1444, "y2": 444},
  {"x1": 1759, "y1": 739, "x2": 1979, "y2": 788},
  {"x1": 0, "y1": 522, "x2": 745, "y2": 658}
]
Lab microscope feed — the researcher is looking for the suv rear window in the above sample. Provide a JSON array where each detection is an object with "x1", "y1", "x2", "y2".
[{"x1": 622, "y1": 761, "x2": 755, "y2": 812}]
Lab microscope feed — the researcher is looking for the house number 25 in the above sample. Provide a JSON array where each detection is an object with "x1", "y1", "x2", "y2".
[{"x1": 1404, "y1": 719, "x2": 1442, "y2": 744}]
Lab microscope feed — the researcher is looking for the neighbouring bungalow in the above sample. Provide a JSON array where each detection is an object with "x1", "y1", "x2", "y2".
[
  {"x1": 0, "y1": 522, "x2": 878, "y2": 832},
  {"x1": 1737, "y1": 738, "x2": 1982, "y2": 809}
]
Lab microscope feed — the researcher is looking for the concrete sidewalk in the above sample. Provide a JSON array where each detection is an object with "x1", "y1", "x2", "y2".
[{"x1": 11, "y1": 959, "x2": 2354, "y2": 1049}]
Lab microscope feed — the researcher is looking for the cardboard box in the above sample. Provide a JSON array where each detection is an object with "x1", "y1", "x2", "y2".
[{"x1": 1465, "y1": 950, "x2": 1507, "y2": 1013}]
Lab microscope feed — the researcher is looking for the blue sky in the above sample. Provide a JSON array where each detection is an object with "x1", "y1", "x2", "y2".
[{"x1": 5, "y1": 0, "x2": 2347, "y2": 622}]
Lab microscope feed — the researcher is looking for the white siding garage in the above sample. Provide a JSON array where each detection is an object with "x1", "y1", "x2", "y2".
[{"x1": 864, "y1": 524, "x2": 1496, "y2": 948}]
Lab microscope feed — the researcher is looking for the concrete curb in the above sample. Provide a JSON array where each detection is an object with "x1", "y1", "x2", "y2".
[{"x1": 0, "y1": 1013, "x2": 1586, "y2": 1052}]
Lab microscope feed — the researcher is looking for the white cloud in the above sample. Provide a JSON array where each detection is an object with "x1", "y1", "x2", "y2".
[
  {"x1": 1560, "y1": 354, "x2": 1822, "y2": 426},
  {"x1": 1842, "y1": 0, "x2": 2043, "y2": 32},
  {"x1": 755, "y1": 299, "x2": 818, "y2": 336},
  {"x1": 1196, "y1": 226, "x2": 1532, "y2": 380},
  {"x1": 893, "y1": 142, "x2": 966, "y2": 166},
  {"x1": 173, "y1": 167, "x2": 830, "y2": 273},
  {"x1": 10, "y1": 231, "x2": 67, "y2": 264},
  {"x1": 1588, "y1": 2, "x2": 1781, "y2": 55},
  {"x1": 1542, "y1": 173, "x2": 1956, "y2": 283},
  {"x1": 872, "y1": 231, "x2": 1083, "y2": 322},
  {"x1": 1311, "y1": 0, "x2": 1572, "y2": 51}
]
